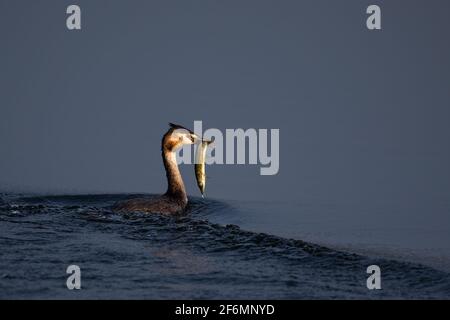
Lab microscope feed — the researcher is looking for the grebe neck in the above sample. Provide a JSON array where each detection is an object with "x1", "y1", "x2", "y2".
[{"x1": 162, "y1": 149, "x2": 187, "y2": 203}]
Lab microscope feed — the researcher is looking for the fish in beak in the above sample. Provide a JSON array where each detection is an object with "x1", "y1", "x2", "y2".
[{"x1": 195, "y1": 137, "x2": 215, "y2": 197}]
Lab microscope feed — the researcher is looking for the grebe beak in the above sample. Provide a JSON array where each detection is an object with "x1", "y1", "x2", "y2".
[{"x1": 202, "y1": 137, "x2": 215, "y2": 144}]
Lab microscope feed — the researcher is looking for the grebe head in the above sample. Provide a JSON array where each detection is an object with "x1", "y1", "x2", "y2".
[{"x1": 163, "y1": 123, "x2": 199, "y2": 152}]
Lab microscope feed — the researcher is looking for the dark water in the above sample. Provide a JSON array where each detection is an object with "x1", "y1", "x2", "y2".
[{"x1": 0, "y1": 193, "x2": 449, "y2": 299}]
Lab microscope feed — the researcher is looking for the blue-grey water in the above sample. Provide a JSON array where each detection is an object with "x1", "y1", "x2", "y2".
[{"x1": 0, "y1": 193, "x2": 449, "y2": 299}]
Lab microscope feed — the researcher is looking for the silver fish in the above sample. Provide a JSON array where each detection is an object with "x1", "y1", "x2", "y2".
[{"x1": 195, "y1": 138, "x2": 214, "y2": 197}]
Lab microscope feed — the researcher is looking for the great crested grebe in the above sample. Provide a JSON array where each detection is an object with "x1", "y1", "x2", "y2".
[{"x1": 113, "y1": 123, "x2": 199, "y2": 214}]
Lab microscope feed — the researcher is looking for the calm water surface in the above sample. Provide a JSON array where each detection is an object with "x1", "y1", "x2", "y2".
[{"x1": 0, "y1": 193, "x2": 449, "y2": 299}]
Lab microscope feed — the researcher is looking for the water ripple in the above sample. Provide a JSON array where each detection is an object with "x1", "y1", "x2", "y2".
[{"x1": 0, "y1": 193, "x2": 449, "y2": 299}]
